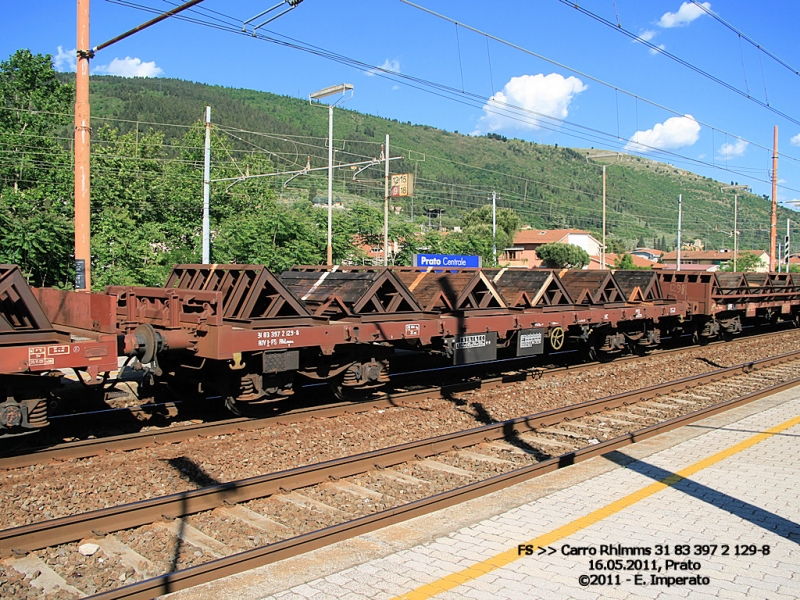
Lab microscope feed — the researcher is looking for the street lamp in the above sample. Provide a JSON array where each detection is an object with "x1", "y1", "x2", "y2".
[
  {"x1": 586, "y1": 152, "x2": 620, "y2": 269},
  {"x1": 721, "y1": 184, "x2": 749, "y2": 272},
  {"x1": 310, "y1": 83, "x2": 354, "y2": 266}
]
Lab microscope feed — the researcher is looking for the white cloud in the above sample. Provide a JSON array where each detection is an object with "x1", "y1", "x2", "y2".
[
  {"x1": 631, "y1": 30, "x2": 666, "y2": 55},
  {"x1": 366, "y1": 59, "x2": 400, "y2": 77},
  {"x1": 473, "y1": 73, "x2": 587, "y2": 134},
  {"x1": 54, "y1": 46, "x2": 76, "y2": 72},
  {"x1": 719, "y1": 138, "x2": 748, "y2": 158},
  {"x1": 658, "y1": 2, "x2": 711, "y2": 28},
  {"x1": 93, "y1": 57, "x2": 163, "y2": 78},
  {"x1": 624, "y1": 115, "x2": 701, "y2": 152},
  {"x1": 637, "y1": 30, "x2": 657, "y2": 42},
  {"x1": 791, "y1": 133, "x2": 800, "y2": 146}
]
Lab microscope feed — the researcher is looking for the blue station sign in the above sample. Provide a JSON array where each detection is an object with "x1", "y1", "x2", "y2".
[{"x1": 413, "y1": 253, "x2": 482, "y2": 268}]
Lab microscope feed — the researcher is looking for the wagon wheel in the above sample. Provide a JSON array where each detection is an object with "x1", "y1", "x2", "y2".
[{"x1": 549, "y1": 327, "x2": 565, "y2": 351}]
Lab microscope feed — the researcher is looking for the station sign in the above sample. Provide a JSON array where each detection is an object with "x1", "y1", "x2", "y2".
[
  {"x1": 413, "y1": 253, "x2": 482, "y2": 268},
  {"x1": 390, "y1": 173, "x2": 414, "y2": 197}
]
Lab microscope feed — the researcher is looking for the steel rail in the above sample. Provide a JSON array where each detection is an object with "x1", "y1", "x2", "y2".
[
  {"x1": 3, "y1": 349, "x2": 799, "y2": 562},
  {"x1": 4, "y1": 327, "x2": 796, "y2": 470},
  {"x1": 85, "y1": 351, "x2": 800, "y2": 599}
]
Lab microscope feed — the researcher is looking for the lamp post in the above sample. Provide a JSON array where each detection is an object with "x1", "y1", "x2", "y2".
[
  {"x1": 309, "y1": 84, "x2": 353, "y2": 266},
  {"x1": 721, "y1": 184, "x2": 749, "y2": 272},
  {"x1": 586, "y1": 152, "x2": 619, "y2": 269}
]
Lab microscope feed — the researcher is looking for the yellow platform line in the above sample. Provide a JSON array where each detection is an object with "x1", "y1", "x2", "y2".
[{"x1": 393, "y1": 412, "x2": 800, "y2": 600}]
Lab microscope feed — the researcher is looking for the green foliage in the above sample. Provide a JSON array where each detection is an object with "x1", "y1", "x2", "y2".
[
  {"x1": 605, "y1": 237, "x2": 627, "y2": 254},
  {"x1": 613, "y1": 253, "x2": 650, "y2": 270},
  {"x1": 71, "y1": 73, "x2": 797, "y2": 257},
  {"x1": 3, "y1": 51, "x2": 793, "y2": 288},
  {"x1": 0, "y1": 50, "x2": 73, "y2": 286},
  {"x1": 719, "y1": 252, "x2": 765, "y2": 272},
  {"x1": 214, "y1": 201, "x2": 322, "y2": 271},
  {"x1": 460, "y1": 205, "x2": 521, "y2": 265},
  {"x1": 536, "y1": 243, "x2": 590, "y2": 269}
]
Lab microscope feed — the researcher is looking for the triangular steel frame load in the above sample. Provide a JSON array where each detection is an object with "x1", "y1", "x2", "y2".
[
  {"x1": 482, "y1": 268, "x2": 572, "y2": 308},
  {"x1": 391, "y1": 268, "x2": 505, "y2": 313},
  {"x1": 713, "y1": 273, "x2": 747, "y2": 298},
  {"x1": 769, "y1": 273, "x2": 795, "y2": 289},
  {"x1": 278, "y1": 269, "x2": 422, "y2": 320},
  {"x1": 558, "y1": 270, "x2": 626, "y2": 305},
  {"x1": 768, "y1": 273, "x2": 800, "y2": 301},
  {"x1": 166, "y1": 264, "x2": 311, "y2": 324},
  {"x1": 612, "y1": 271, "x2": 663, "y2": 303},
  {"x1": 743, "y1": 273, "x2": 771, "y2": 292},
  {"x1": 0, "y1": 265, "x2": 59, "y2": 345}
]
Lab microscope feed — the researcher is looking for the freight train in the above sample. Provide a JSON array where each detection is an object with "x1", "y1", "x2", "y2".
[{"x1": 1, "y1": 262, "x2": 798, "y2": 437}]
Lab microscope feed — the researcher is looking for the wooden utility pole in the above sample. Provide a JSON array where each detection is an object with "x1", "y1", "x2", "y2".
[
  {"x1": 770, "y1": 126, "x2": 778, "y2": 272},
  {"x1": 71, "y1": 0, "x2": 215, "y2": 289},
  {"x1": 74, "y1": 0, "x2": 91, "y2": 290}
]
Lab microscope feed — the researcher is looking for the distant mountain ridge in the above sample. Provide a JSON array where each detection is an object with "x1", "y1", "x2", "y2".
[{"x1": 64, "y1": 73, "x2": 787, "y2": 253}]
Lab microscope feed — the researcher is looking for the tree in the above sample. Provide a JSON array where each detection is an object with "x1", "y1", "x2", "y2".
[
  {"x1": 613, "y1": 253, "x2": 650, "y2": 270},
  {"x1": 720, "y1": 252, "x2": 766, "y2": 272},
  {"x1": 461, "y1": 205, "x2": 521, "y2": 265},
  {"x1": 0, "y1": 50, "x2": 74, "y2": 286},
  {"x1": 605, "y1": 237, "x2": 627, "y2": 254},
  {"x1": 536, "y1": 243, "x2": 590, "y2": 268}
]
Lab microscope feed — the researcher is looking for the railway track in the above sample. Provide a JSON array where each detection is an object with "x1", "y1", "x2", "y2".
[
  {"x1": 2, "y1": 350, "x2": 800, "y2": 599},
  {"x1": 3, "y1": 326, "x2": 794, "y2": 471}
]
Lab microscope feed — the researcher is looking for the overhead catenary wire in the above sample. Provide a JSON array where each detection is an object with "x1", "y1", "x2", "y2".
[
  {"x1": 552, "y1": 0, "x2": 799, "y2": 125},
  {"x1": 100, "y1": 0, "x2": 800, "y2": 178},
  {"x1": 688, "y1": 0, "x2": 800, "y2": 79}
]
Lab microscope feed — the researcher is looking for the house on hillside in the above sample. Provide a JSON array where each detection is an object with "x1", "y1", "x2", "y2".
[
  {"x1": 659, "y1": 249, "x2": 770, "y2": 272},
  {"x1": 502, "y1": 229, "x2": 602, "y2": 268}
]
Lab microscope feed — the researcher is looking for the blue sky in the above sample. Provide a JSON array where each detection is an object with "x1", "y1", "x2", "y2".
[{"x1": 5, "y1": 1, "x2": 800, "y2": 204}]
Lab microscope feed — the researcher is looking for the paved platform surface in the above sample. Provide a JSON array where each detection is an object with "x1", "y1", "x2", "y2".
[{"x1": 166, "y1": 387, "x2": 800, "y2": 600}]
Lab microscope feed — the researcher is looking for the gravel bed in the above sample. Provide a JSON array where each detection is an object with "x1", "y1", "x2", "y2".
[
  {"x1": 115, "y1": 525, "x2": 214, "y2": 572},
  {"x1": 182, "y1": 511, "x2": 265, "y2": 554},
  {"x1": 0, "y1": 563, "x2": 80, "y2": 600},
  {"x1": 3, "y1": 330, "x2": 800, "y2": 530},
  {"x1": 33, "y1": 542, "x2": 130, "y2": 596},
  {"x1": 245, "y1": 496, "x2": 339, "y2": 535},
  {"x1": 434, "y1": 452, "x2": 519, "y2": 477},
  {"x1": 303, "y1": 484, "x2": 390, "y2": 515},
  {"x1": 351, "y1": 471, "x2": 431, "y2": 500}
]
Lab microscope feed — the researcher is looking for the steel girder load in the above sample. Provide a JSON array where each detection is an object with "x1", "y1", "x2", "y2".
[
  {"x1": 558, "y1": 270, "x2": 626, "y2": 305},
  {"x1": 482, "y1": 268, "x2": 572, "y2": 309},
  {"x1": 713, "y1": 272, "x2": 800, "y2": 318},
  {"x1": 0, "y1": 265, "x2": 62, "y2": 346},
  {"x1": 166, "y1": 264, "x2": 313, "y2": 326},
  {"x1": 612, "y1": 271, "x2": 664, "y2": 303},
  {"x1": 709, "y1": 272, "x2": 790, "y2": 312},
  {"x1": 277, "y1": 268, "x2": 422, "y2": 320},
  {"x1": 769, "y1": 272, "x2": 797, "y2": 290},
  {"x1": 713, "y1": 272, "x2": 748, "y2": 301},
  {"x1": 391, "y1": 267, "x2": 506, "y2": 313}
]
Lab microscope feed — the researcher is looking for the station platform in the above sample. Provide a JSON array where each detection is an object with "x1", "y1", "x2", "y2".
[{"x1": 167, "y1": 387, "x2": 800, "y2": 600}]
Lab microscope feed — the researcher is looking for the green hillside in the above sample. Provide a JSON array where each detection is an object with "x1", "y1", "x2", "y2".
[
  {"x1": 78, "y1": 74, "x2": 786, "y2": 253},
  {"x1": 2, "y1": 50, "x2": 789, "y2": 289}
]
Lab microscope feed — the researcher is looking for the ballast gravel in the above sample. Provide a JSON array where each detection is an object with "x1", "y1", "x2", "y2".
[{"x1": 2, "y1": 330, "x2": 799, "y2": 533}]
